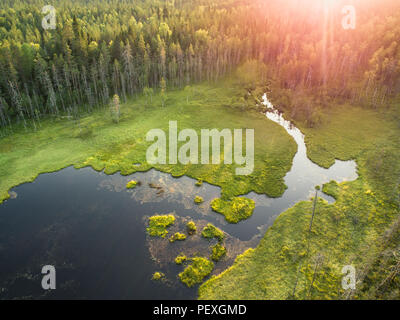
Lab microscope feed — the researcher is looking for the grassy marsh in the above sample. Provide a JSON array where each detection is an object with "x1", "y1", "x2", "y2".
[{"x1": 199, "y1": 102, "x2": 400, "y2": 299}]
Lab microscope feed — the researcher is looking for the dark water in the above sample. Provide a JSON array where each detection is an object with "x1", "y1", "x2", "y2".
[
  {"x1": 0, "y1": 167, "x2": 268, "y2": 299},
  {"x1": 0, "y1": 167, "x2": 199, "y2": 299},
  {"x1": 0, "y1": 95, "x2": 358, "y2": 300}
]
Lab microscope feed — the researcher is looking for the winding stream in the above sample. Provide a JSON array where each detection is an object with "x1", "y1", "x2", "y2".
[
  {"x1": 0, "y1": 95, "x2": 358, "y2": 299},
  {"x1": 245, "y1": 94, "x2": 358, "y2": 209}
]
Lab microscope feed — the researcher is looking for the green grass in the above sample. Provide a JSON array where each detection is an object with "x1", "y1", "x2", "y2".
[
  {"x1": 199, "y1": 102, "x2": 400, "y2": 300},
  {"x1": 211, "y1": 197, "x2": 255, "y2": 223},
  {"x1": 201, "y1": 223, "x2": 225, "y2": 242},
  {"x1": 146, "y1": 214, "x2": 176, "y2": 238},
  {"x1": 178, "y1": 257, "x2": 214, "y2": 288},
  {"x1": 0, "y1": 78, "x2": 297, "y2": 206}
]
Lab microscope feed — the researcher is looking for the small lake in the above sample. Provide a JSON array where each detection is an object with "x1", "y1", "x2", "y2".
[{"x1": 0, "y1": 95, "x2": 358, "y2": 299}]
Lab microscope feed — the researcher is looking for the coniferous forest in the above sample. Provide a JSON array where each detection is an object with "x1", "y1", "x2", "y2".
[
  {"x1": 1, "y1": 0, "x2": 400, "y2": 130},
  {"x1": 0, "y1": 0, "x2": 399, "y2": 303}
]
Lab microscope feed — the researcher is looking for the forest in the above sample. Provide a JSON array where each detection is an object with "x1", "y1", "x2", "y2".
[{"x1": 0, "y1": 0, "x2": 400, "y2": 132}]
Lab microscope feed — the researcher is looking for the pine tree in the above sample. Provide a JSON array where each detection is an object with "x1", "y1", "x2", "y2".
[
  {"x1": 43, "y1": 71, "x2": 59, "y2": 116},
  {"x1": 98, "y1": 54, "x2": 109, "y2": 105},
  {"x1": 122, "y1": 42, "x2": 134, "y2": 96},
  {"x1": 8, "y1": 81, "x2": 27, "y2": 130},
  {"x1": 0, "y1": 96, "x2": 8, "y2": 128},
  {"x1": 52, "y1": 64, "x2": 66, "y2": 113}
]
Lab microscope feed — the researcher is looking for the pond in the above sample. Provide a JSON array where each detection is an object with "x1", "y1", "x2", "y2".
[{"x1": 0, "y1": 95, "x2": 358, "y2": 299}]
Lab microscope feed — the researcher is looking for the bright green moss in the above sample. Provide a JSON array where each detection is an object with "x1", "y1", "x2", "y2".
[
  {"x1": 126, "y1": 180, "x2": 138, "y2": 189},
  {"x1": 211, "y1": 197, "x2": 255, "y2": 223},
  {"x1": 146, "y1": 214, "x2": 175, "y2": 238},
  {"x1": 211, "y1": 243, "x2": 227, "y2": 262},
  {"x1": 152, "y1": 272, "x2": 164, "y2": 281},
  {"x1": 194, "y1": 196, "x2": 204, "y2": 204},
  {"x1": 175, "y1": 255, "x2": 187, "y2": 265},
  {"x1": 178, "y1": 257, "x2": 214, "y2": 288},
  {"x1": 201, "y1": 223, "x2": 224, "y2": 242},
  {"x1": 169, "y1": 232, "x2": 187, "y2": 243},
  {"x1": 186, "y1": 221, "x2": 197, "y2": 235}
]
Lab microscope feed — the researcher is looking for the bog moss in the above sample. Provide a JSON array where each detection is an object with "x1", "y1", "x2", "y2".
[
  {"x1": 147, "y1": 214, "x2": 175, "y2": 238},
  {"x1": 211, "y1": 197, "x2": 255, "y2": 223},
  {"x1": 322, "y1": 181, "x2": 340, "y2": 200},
  {"x1": 211, "y1": 243, "x2": 227, "y2": 262},
  {"x1": 195, "y1": 179, "x2": 203, "y2": 187},
  {"x1": 175, "y1": 255, "x2": 187, "y2": 265},
  {"x1": 201, "y1": 223, "x2": 224, "y2": 242},
  {"x1": 178, "y1": 257, "x2": 214, "y2": 288},
  {"x1": 194, "y1": 196, "x2": 204, "y2": 204},
  {"x1": 186, "y1": 221, "x2": 197, "y2": 235},
  {"x1": 152, "y1": 272, "x2": 164, "y2": 281},
  {"x1": 169, "y1": 232, "x2": 187, "y2": 243},
  {"x1": 126, "y1": 180, "x2": 138, "y2": 189}
]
